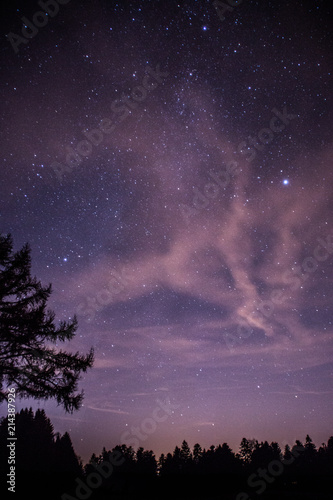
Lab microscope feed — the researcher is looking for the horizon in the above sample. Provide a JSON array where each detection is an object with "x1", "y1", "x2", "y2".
[{"x1": 2, "y1": 404, "x2": 332, "y2": 467}]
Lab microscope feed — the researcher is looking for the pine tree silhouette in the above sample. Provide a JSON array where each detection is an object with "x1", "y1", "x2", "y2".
[{"x1": 0, "y1": 233, "x2": 94, "y2": 411}]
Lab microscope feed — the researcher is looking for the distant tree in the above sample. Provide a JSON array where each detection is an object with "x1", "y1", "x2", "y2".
[
  {"x1": 328, "y1": 436, "x2": 333, "y2": 452},
  {"x1": 215, "y1": 442, "x2": 239, "y2": 471},
  {"x1": 87, "y1": 452, "x2": 98, "y2": 467},
  {"x1": 283, "y1": 444, "x2": 293, "y2": 461},
  {"x1": 54, "y1": 431, "x2": 83, "y2": 477},
  {"x1": 0, "y1": 233, "x2": 94, "y2": 411},
  {"x1": 192, "y1": 443, "x2": 202, "y2": 465},
  {"x1": 136, "y1": 446, "x2": 144, "y2": 463},
  {"x1": 302, "y1": 434, "x2": 317, "y2": 473},
  {"x1": 205, "y1": 445, "x2": 216, "y2": 466},
  {"x1": 291, "y1": 439, "x2": 304, "y2": 457},
  {"x1": 317, "y1": 436, "x2": 333, "y2": 477},
  {"x1": 180, "y1": 440, "x2": 192, "y2": 463},
  {"x1": 33, "y1": 409, "x2": 55, "y2": 472},
  {"x1": 158, "y1": 452, "x2": 166, "y2": 470},
  {"x1": 251, "y1": 441, "x2": 281, "y2": 468},
  {"x1": 305, "y1": 434, "x2": 316, "y2": 454},
  {"x1": 136, "y1": 448, "x2": 157, "y2": 475},
  {"x1": 238, "y1": 437, "x2": 257, "y2": 464},
  {"x1": 101, "y1": 446, "x2": 109, "y2": 463},
  {"x1": 113, "y1": 444, "x2": 135, "y2": 475},
  {"x1": 172, "y1": 445, "x2": 182, "y2": 472},
  {"x1": 159, "y1": 452, "x2": 174, "y2": 475},
  {"x1": 271, "y1": 441, "x2": 281, "y2": 458}
]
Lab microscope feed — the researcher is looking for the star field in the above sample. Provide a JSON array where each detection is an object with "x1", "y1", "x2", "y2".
[{"x1": 0, "y1": 0, "x2": 332, "y2": 462}]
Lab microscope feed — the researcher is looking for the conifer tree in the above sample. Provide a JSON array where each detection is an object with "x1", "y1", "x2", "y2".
[{"x1": 0, "y1": 234, "x2": 94, "y2": 411}]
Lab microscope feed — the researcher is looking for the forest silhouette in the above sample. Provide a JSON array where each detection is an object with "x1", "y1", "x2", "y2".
[{"x1": 0, "y1": 408, "x2": 332, "y2": 500}]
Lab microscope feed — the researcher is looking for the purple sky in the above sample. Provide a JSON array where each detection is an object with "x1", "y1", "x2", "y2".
[{"x1": 1, "y1": 0, "x2": 332, "y2": 463}]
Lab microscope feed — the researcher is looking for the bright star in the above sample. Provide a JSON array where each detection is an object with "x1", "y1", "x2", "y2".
[{"x1": 283, "y1": 179, "x2": 289, "y2": 185}]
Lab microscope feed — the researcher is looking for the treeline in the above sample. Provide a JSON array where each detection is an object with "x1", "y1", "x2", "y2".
[
  {"x1": 0, "y1": 409, "x2": 332, "y2": 500},
  {"x1": 0, "y1": 408, "x2": 82, "y2": 499},
  {"x1": 83, "y1": 437, "x2": 333, "y2": 499}
]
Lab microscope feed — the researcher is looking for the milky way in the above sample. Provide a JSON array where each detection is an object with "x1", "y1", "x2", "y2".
[{"x1": 0, "y1": 0, "x2": 332, "y2": 462}]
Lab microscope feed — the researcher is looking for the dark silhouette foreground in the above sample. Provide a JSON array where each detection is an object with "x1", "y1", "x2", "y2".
[{"x1": 0, "y1": 409, "x2": 332, "y2": 500}]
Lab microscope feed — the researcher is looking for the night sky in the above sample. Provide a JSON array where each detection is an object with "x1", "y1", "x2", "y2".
[{"x1": 1, "y1": 0, "x2": 333, "y2": 463}]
